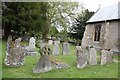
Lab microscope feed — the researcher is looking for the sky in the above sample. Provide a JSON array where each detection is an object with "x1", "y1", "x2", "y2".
[{"x1": 78, "y1": 0, "x2": 120, "y2": 11}]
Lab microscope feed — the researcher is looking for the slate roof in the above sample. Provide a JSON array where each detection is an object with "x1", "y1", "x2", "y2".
[{"x1": 87, "y1": 1, "x2": 120, "y2": 23}]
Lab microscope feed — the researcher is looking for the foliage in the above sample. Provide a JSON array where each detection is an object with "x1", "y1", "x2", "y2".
[
  {"x1": 69, "y1": 9, "x2": 94, "y2": 40},
  {"x1": 2, "y1": 2, "x2": 79, "y2": 41}
]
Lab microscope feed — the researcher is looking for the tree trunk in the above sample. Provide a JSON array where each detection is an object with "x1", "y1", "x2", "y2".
[
  {"x1": 3, "y1": 25, "x2": 11, "y2": 40},
  {"x1": 42, "y1": 27, "x2": 49, "y2": 42}
]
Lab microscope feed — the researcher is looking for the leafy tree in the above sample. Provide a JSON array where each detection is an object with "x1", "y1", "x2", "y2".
[
  {"x1": 69, "y1": 9, "x2": 94, "y2": 40},
  {"x1": 47, "y1": 2, "x2": 79, "y2": 41},
  {"x1": 2, "y1": 2, "x2": 79, "y2": 41}
]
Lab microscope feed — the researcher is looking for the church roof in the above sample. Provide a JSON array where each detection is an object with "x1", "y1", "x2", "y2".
[{"x1": 87, "y1": 1, "x2": 120, "y2": 23}]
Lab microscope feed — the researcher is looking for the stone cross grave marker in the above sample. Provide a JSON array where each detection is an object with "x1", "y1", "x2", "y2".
[
  {"x1": 89, "y1": 48, "x2": 97, "y2": 65},
  {"x1": 76, "y1": 46, "x2": 87, "y2": 68},
  {"x1": 33, "y1": 46, "x2": 52, "y2": 73},
  {"x1": 62, "y1": 42, "x2": 70, "y2": 55}
]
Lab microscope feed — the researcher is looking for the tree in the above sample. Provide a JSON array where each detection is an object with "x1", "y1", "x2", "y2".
[
  {"x1": 2, "y1": 2, "x2": 79, "y2": 41},
  {"x1": 69, "y1": 9, "x2": 94, "y2": 40},
  {"x1": 47, "y1": 2, "x2": 79, "y2": 41},
  {"x1": 2, "y1": 2, "x2": 48, "y2": 40}
]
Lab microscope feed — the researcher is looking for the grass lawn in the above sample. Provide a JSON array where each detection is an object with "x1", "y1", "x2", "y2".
[{"x1": 1, "y1": 40, "x2": 120, "y2": 78}]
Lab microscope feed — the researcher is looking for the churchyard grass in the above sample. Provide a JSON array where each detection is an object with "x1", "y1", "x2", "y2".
[{"x1": 1, "y1": 40, "x2": 119, "y2": 78}]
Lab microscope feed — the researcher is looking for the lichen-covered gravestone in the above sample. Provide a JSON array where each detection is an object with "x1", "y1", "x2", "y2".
[
  {"x1": 6, "y1": 35, "x2": 12, "y2": 51},
  {"x1": 101, "y1": 50, "x2": 113, "y2": 65},
  {"x1": 5, "y1": 37, "x2": 26, "y2": 67},
  {"x1": 53, "y1": 41, "x2": 59, "y2": 55},
  {"x1": 62, "y1": 42, "x2": 70, "y2": 55},
  {"x1": 76, "y1": 46, "x2": 87, "y2": 68},
  {"x1": 25, "y1": 37, "x2": 38, "y2": 55},
  {"x1": 89, "y1": 48, "x2": 97, "y2": 65},
  {"x1": 33, "y1": 47, "x2": 52, "y2": 73}
]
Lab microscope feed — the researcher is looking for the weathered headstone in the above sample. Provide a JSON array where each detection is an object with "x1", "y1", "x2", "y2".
[
  {"x1": 26, "y1": 37, "x2": 36, "y2": 51},
  {"x1": 53, "y1": 41, "x2": 59, "y2": 55},
  {"x1": 101, "y1": 50, "x2": 113, "y2": 65},
  {"x1": 62, "y1": 42, "x2": 70, "y2": 55},
  {"x1": 5, "y1": 37, "x2": 26, "y2": 67},
  {"x1": 25, "y1": 37, "x2": 38, "y2": 55},
  {"x1": 76, "y1": 46, "x2": 87, "y2": 68},
  {"x1": 33, "y1": 47, "x2": 52, "y2": 73},
  {"x1": 107, "y1": 51, "x2": 113, "y2": 63},
  {"x1": 6, "y1": 35, "x2": 12, "y2": 51},
  {"x1": 83, "y1": 46, "x2": 90, "y2": 63},
  {"x1": 40, "y1": 42, "x2": 45, "y2": 49},
  {"x1": 89, "y1": 48, "x2": 97, "y2": 65},
  {"x1": 48, "y1": 40, "x2": 53, "y2": 45}
]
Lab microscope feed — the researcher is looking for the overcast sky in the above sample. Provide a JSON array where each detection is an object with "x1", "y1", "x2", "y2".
[{"x1": 78, "y1": 0, "x2": 119, "y2": 11}]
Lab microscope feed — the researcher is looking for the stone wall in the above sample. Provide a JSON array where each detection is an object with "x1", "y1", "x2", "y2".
[
  {"x1": 81, "y1": 21, "x2": 119, "y2": 52},
  {"x1": 104, "y1": 21, "x2": 119, "y2": 51}
]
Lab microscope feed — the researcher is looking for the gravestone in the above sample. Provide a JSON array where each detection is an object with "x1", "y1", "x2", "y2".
[
  {"x1": 40, "y1": 42, "x2": 48, "y2": 50},
  {"x1": 25, "y1": 37, "x2": 38, "y2": 55},
  {"x1": 5, "y1": 37, "x2": 26, "y2": 67},
  {"x1": 101, "y1": 50, "x2": 113, "y2": 65},
  {"x1": 53, "y1": 41, "x2": 59, "y2": 55},
  {"x1": 33, "y1": 47, "x2": 52, "y2": 73},
  {"x1": 76, "y1": 46, "x2": 87, "y2": 68},
  {"x1": 83, "y1": 46, "x2": 90, "y2": 63},
  {"x1": 62, "y1": 42, "x2": 70, "y2": 55},
  {"x1": 107, "y1": 51, "x2": 113, "y2": 63},
  {"x1": 48, "y1": 40, "x2": 53, "y2": 45},
  {"x1": 6, "y1": 35, "x2": 12, "y2": 51},
  {"x1": 26, "y1": 37, "x2": 35, "y2": 51},
  {"x1": 89, "y1": 48, "x2": 97, "y2": 65}
]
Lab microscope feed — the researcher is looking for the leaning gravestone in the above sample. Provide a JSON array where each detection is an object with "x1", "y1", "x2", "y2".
[
  {"x1": 5, "y1": 37, "x2": 26, "y2": 67},
  {"x1": 76, "y1": 46, "x2": 87, "y2": 68},
  {"x1": 33, "y1": 47, "x2": 52, "y2": 73},
  {"x1": 101, "y1": 50, "x2": 113, "y2": 65},
  {"x1": 89, "y1": 48, "x2": 97, "y2": 65},
  {"x1": 52, "y1": 41, "x2": 59, "y2": 55},
  {"x1": 62, "y1": 42, "x2": 70, "y2": 55},
  {"x1": 25, "y1": 37, "x2": 38, "y2": 55}
]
